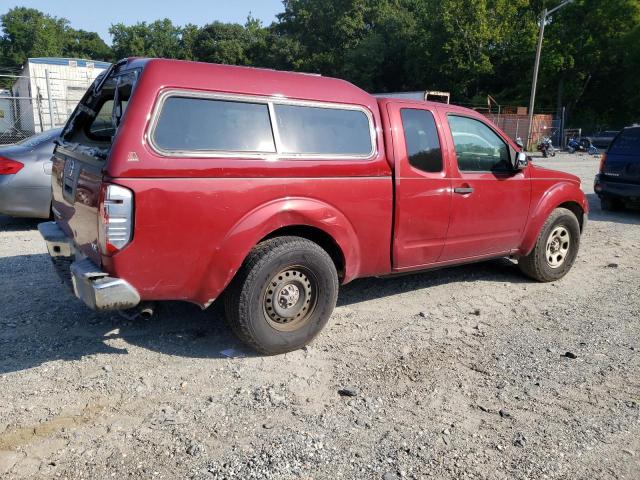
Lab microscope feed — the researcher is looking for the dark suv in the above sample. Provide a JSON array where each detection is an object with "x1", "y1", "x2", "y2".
[{"x1": 595, "y1": 126, "x2": 640, "y2": 211}]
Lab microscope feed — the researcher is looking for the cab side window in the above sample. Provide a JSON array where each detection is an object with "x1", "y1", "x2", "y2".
[
  {"x1": 448, "y1": 115, "x2": 510, "y2": 172},
  {"x1": 400, "y1": 109, "x2": 442, "y2": 173}
]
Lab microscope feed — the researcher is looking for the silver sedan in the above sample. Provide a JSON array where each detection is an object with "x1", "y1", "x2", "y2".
[{"x1": 0, "y1": 128, "x2": 62, "y2": 218}]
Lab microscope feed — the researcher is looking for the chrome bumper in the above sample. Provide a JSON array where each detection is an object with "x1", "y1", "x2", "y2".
[{"x1": 38, "y1": 221, "x2": 140, "y2": 311}]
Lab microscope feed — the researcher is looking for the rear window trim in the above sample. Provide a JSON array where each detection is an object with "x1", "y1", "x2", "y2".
[{"x1": 146, "y1": 88, "x2": 378, "y2": 160}]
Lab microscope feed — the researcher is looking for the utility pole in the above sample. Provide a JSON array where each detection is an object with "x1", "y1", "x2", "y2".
[{"x1": 526, "y1": 0, "x2": 573, "y2": 150}]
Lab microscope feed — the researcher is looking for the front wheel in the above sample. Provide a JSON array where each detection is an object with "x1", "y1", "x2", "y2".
[
  {"x1": 224, "y1": 236, "x2": 339, "y2": 355},
  {"x1": 518, "y1": 208, "x2": 581, "y2": 282}
]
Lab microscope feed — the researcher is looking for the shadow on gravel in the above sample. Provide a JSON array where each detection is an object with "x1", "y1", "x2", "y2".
[
  {"x1": 0, "y1": 253, "x2": 250, "y2": 374},
  {"x1": 585, "y1": 193, "x2": 640, "y2": 225},
  {"x1": 0, "y1": 214, "x2": 41, "y2": 232},
  {"x1": 338, "y1": 257, "x2": 526, "y2": 307},
  {"x1": 0, "y1": 252, "x2": 527, "y2": 374}
]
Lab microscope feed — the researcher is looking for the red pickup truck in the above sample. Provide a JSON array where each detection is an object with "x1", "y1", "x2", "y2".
[{"x1": 39, "y1": 58, "x2": 588, "y2": 354}]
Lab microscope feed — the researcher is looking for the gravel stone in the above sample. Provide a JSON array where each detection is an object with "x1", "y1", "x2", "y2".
[{"x1": 338, "y1": 387, "x2": 359, "y2": 397}]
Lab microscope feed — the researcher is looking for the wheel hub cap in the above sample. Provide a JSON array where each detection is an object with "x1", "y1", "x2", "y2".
[
  {"x1": 278, "y1": 284, "x2": 300, "y2": 309},
  {"x1": 545, "y1": 226, "x2": 571, "y2": 268},
  {"x1": 264, "y1": 267, "x2": 316, "y2": 331}
]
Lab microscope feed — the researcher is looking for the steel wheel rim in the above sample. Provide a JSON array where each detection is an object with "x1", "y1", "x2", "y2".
[
  {"x1": 263, "y1": 266, "x2": 317, "y2": 332},
  {"x1": 545, "y1": 225, "x2": 571, "y2": 268}
]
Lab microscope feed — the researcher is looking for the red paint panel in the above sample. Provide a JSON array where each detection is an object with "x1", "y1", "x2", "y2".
[
  {"x1": 102, "y1": 176, "x2": 393, "y2": 306},
  {"x1": 431, "y1": 106, "x2": 531, "y2": 260},
  {"x1": 380, "y1": 100, "x2": 452, "y2": 269}
]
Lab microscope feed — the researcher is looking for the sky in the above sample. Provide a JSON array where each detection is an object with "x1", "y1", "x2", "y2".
[{"x1": 7, "y1": 0, "x2": 285, "y2": 43}]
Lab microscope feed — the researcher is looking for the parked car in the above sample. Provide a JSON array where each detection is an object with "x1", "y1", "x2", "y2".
[
  {"x1": 0, "y1": 127, "x2": 62, "y2": 218},
  {"x1": 587, "y1": 130, "x2": 619, "y2": 149},
  {"x1": 594, "y1": 126, "x2": 640, "y2": 210},
  {"x1": 39, "y1": 58, "x2": 588, "y2": 354}
]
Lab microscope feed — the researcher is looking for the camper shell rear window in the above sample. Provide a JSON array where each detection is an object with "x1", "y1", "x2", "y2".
[{"x1": 60, "y1": 67, "x2": 139, "y2": 156}]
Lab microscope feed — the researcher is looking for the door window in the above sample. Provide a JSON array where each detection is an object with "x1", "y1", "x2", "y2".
[
  {"x1": 400, "y1": 109, "x2": 442, "y2": 173},
  {"x1": 448, "y1": 115, "x2": 510, "y2": 172}
]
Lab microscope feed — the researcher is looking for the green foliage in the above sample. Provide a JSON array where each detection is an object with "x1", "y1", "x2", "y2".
[
  {"x1": 109, "y1": 19, "x2": 185, "y2": 59},
  {"x1": 1, "y1": 2, "x2": 639, "y2": 128},
  {"x1": 0, "y1": 7, "x2": 68, "y2": 68},
  {"x1": 64, "y1": 29, "x2": 112, "y2": 61}
]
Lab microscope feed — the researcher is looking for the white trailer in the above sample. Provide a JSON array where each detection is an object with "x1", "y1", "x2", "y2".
[
  {"x1": 11, "y1": 57, "x2": 110, "y2": 133},
  {"x1": 0, "y1": 89, "x2": 16, "y2": 135}
]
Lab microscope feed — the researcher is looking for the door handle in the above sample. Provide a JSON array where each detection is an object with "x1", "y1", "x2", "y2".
[{"x1": 454, "y1": 186, "x2": 474, "y2": 194}]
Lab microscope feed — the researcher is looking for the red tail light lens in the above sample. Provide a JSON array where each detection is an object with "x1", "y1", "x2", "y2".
[
  {"x1": 98, "y1": 184, "x2": 134, "y2": 256},
  {"x1": 0, "y1": 156, "x2": 24, "y2": 175},
  {"x1": 599, "y1": 153, "x2": 607, "y2": 173}
]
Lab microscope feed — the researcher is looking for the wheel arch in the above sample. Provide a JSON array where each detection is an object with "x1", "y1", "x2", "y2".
[
  {"x1": 194, "y1": 197, "x2": 360, "y2": 307},
  {"x1": 520, "y1": 183, "x2": 587, "y2": 256},
  {"x1": 260, "y1": 225, "x2": 346, "y2": 280},
  {"x1": 557, "y1": 201, "x2": 585, "y2": 231}
]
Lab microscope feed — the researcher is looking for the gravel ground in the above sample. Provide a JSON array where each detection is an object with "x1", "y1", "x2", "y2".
[{"x1": 0, "y1": 153, "x2": 639, "y2": 479}]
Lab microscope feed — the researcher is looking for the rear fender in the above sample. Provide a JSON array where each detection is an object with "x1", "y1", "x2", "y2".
[
  {"x1": 195, "y1": 197, "x2": 359, "y2": 306},
  {"x1": 520, "y1": 182, "x2": 588, "y2": 256}
]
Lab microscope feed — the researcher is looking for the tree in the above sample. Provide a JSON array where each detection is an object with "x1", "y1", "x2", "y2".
[
  {"x1": 64, "y1": 29, "x2": 113, "y2": 61},
  {"x1": 192, "y1": 21, "x2": 252, "y2": 65},
  {"x1": 0, "y1": 7, "x2": 68, "y2": 69},
  {"x1": 110, "y1": 19, "x2": 183, "y2": 59},
  {"x1": 539, "y1": 0, "x2": 640, "y2": 128}
]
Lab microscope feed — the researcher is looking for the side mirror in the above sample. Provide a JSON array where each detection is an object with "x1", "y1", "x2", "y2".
[
  {"x1": 515, "y1": 151, "x2": 528, "y2": 169},
  {"x1": 515, "y1": 137, "x2": 524, "y2": 149}
]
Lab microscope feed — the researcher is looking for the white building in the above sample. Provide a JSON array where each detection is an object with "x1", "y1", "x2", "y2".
[
  {"x1": 0, "y1": 89, "x2": 15, "y2": 135},
  {"x1": 11, "y1": 57, "x2": 111, "y2": 133}
]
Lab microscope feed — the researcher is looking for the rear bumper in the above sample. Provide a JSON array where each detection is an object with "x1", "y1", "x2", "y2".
[
  {"x1": 38, "y1": 221, "x2": 140, "y2": 310},
  {"x1": 594, "y1": 175, "x2": 640, "y2": 202}
]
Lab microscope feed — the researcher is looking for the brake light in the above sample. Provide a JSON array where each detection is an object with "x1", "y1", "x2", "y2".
[
  {"x1": 98, "y1": 184, "x2": 133, "y2": 255},
  {"x1": 599, "y1": 153, "x2": 607, "y2": 173},
  {"x1": 0, "y1": 156, "x2": 24, "y2": 175}
]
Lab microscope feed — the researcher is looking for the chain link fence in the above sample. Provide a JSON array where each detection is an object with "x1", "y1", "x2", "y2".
[{"x1": 1, "y1": 63, "x2": 107, "y2": 144}]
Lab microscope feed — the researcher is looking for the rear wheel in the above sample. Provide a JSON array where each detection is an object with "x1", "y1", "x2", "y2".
[
  {"x1": 518, "y1": 208, "x2": 581, "y2": 282},
  {"x1": 224, "y1": 236, "x2": 339, "y2": 355}
]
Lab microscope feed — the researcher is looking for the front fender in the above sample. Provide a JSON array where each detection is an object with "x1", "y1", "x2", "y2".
[
  {"x1": 519, "y1": 181, "x2": 588, "y2": 256},
  {"x1": 195, "y1": 197, "x2": 360, "y2": 306}
]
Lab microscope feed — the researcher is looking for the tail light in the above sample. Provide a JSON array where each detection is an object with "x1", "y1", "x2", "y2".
[
  {"x1": 0, "y1": 156, "x2": 24, "y2": 175},
  {"x1": 98, "y1": 184, "x2": 133, "y2": 255},
  {"x1": 599, "y1": 153, "x2": 607, "y2": 173}
]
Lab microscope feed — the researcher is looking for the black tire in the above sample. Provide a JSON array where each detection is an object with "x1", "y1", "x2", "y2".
[
  {"x1": 600, "y1": 197, "x2": 623, "y2": 211},
  {"x1": 224, "y1": 236, "x2": 339, "y2": 355},
  {"x1": 518, "y1": 208, "x2": 581, "y2": 282}
]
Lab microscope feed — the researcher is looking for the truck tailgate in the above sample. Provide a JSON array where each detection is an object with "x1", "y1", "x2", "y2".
[{"x1": 51, "y1": 145, "x2": 104, "y2": 265}]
